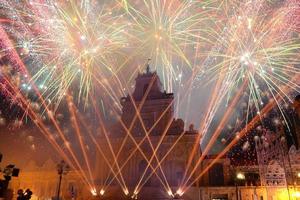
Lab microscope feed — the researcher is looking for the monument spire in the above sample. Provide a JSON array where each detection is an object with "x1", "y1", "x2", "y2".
[{"x1": 146, "y1": 58, "x2": 151, "y2": 74}]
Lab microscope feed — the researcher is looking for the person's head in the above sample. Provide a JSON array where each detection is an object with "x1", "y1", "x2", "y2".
[{"x1": 17, "y1": 189, "x2": 23, "y2": 196}]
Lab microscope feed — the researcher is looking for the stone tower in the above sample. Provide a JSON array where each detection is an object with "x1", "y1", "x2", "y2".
[{"x1": 120, "y1": 64, "x2": 179, "y2": 136}]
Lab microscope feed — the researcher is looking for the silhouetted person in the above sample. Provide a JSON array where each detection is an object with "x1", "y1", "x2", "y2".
[{"x1": 17, "y1": 189, "x2": 32, "y2": 200}]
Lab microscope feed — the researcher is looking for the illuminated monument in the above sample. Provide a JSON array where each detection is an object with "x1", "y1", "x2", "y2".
[
  {"x1": 119, "y1": 64, "x2": 181, "y2": 136},
  {"x1": 121, "y1": 65, "x2": 185, "y2": 136},
  {"x1": 94, "y1": 65, "x2": 200, "y2": 199}
]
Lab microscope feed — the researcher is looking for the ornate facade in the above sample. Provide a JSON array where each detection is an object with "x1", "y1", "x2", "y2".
[{"x1": 255, "y1": 129, "x2": 292, "y2": 186}]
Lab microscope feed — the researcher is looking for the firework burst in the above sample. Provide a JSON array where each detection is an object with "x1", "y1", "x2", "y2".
[
  {"x1": 196, "y1": 0, "x2": 300, "y2": 117},
  {"x1": 121, "y1": 0, "x2": 217, "y2": 91},
  {"x1": 1, "y1": 0, "x2": 129, "y2": 108}
]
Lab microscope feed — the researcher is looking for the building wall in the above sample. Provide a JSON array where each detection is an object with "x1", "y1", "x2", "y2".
[
  {"x1": 9, "y1": 163, "x2": 300, "y2": 200},
  {"x1": 8, "y1": 134, "x2": 201, "y2": 200},
  {"x1": 94, "y1": 134, "x2": 201, "y2": 191}
]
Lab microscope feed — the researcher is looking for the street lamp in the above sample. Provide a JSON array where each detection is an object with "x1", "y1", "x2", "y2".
[
  {"x1": 56, "y1": 160, "x2": 70, "y2": 200},
  {"x1": 235, "y1": 172, "x2": 245, "y2": 200}
]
